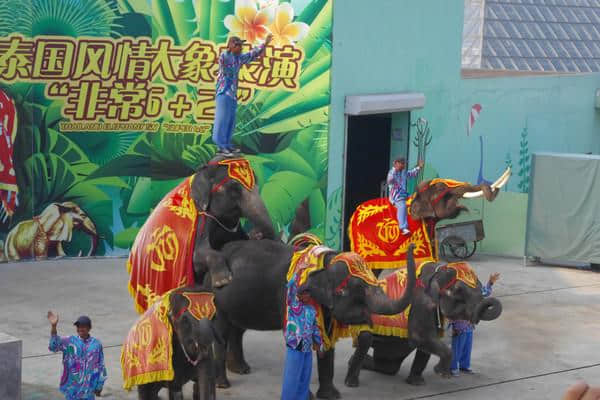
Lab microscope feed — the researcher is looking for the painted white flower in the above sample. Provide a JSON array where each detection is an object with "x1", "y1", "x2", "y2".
[
  {"x1": 224, "y1": 0, "x2": 275, "y2": 44},
  {"x1": 257, "y1": 0, "x2": 279, "y2": 9},
  {"x1": 268, "y1": 2, "x2": 309, "y2": 47}
]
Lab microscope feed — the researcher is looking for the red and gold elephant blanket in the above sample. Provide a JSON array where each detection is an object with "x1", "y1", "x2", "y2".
[
  {"x1": 121, "y1": 290, "x2": 216, "y2": 390},
  {"x1": 348, "y1": 197, "x2": 437, "y2": 269},
  {"x1": 127, "y1": 177, "x2": 198, "y2": 314},
  {"x1": 126, "y1": 158, "x2": 256, "y2": 313}
]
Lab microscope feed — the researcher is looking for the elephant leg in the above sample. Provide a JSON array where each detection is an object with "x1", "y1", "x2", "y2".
[
  {"x1": 316, "y1": 348, "x2": 340, "y2": 399},
  {"x1": 56, "y1": 241, "x2": 66, "y2": 258},
  {"x1": 168, "y1": 383, "x2": 184, "y2": 400},
  {"x1": 345, "y1": 331, "x2": 372, "y2": 387},
  {"x1": 362, "y1": 342, "x2": 409, "y2": 376},
  {"x1": 193, "y1": 247, "x2": 232, "y2": 288},
  {"x1": 137, "y1": 383, "x2": 161, "y2": 400},
  {"x1": 226, "y1": 325, "x2": 251, "y2": 374},
  {"x1": 194, "y1": 352, "x2": 216, "y2": 400},
  {"x1": 405, "y1": 349, "x2": 431, "y2": 386},
  {"x1": 419, "y1": 338, "x2": 453, "y2": 378},
  {"x1": 214, "y1": 317, "x2": 231, "y2": 388}
]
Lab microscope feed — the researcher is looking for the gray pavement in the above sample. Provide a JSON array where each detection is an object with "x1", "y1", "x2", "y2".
[{"x1": 1, "y1": 253, "x2": 600, "y2": 399}]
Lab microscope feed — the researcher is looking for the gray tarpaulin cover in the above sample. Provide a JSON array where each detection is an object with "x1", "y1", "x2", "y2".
[{"x1": 525, "y1": 152, "x2": 600, "y2": 263}]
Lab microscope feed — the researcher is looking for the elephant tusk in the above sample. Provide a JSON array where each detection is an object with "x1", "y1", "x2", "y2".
[
  {"x1": 462, "y1": 167, "x2": 512, "y2": 198},
  {"x1": 493, "y1": 169, "x2": 512, "y2": 190},
  {"x1": 462, "y1": 190, "x2": 483, "y2": 199},
  {"x1": 491, "y1": 167, "x2": 511, "y2": 190}
]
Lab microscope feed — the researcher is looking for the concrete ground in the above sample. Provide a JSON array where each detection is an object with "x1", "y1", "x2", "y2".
[{"x1": 1, "y1": 253, "x2": 599, "y2": 400}]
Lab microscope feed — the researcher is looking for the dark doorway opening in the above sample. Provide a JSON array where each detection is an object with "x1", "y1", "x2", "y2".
[{"x1": 343, "y1": 114, "x2": 392, "y2": 251}]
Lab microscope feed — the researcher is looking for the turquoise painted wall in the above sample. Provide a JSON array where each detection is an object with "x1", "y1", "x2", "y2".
[{"x1": 328, "y1": 0, "x2": 600, "y2": 256}]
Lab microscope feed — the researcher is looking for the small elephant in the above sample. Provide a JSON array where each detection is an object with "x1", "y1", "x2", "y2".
[
  {"x1": 344, "y1": 262, "x2": 502, "y2": 387},
  {"x1": 134, "y1": 287, "x2": 221, "y2": 400},
  {"x1": 3, "y1": 201, "x2": 98, "y2": 261}
]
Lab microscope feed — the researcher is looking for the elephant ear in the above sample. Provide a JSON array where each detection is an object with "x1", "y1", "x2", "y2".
[
  {"x1": 428, "y1": 267, "x2": 457, "y2": 303},
  {"x1": 300, "y1": 269, "x2": 333, "y2": 309},
  {"x1": 191, "y1": 165, "x2": 217, "y2": 211}
]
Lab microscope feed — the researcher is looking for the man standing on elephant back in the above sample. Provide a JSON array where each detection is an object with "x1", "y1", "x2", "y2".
[
  {"x1": 387, "y1": 157, "x2": 424, "y2": 235},
  {"x1": 212, "y1": 34, "x2": 273, "y2": 156},
  {"x1": 281, "y1": 274, "x2": 324, "y2": 400}
]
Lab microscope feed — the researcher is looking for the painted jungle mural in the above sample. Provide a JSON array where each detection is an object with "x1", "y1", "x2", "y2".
[{"x1": 0, "y1": 0, "x2": 332, "y2": 262}]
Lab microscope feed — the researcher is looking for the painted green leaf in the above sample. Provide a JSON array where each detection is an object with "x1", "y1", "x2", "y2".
[
  {"x1": 24, "y1": 153, "x2": 77, "y2": 212},
  {"x1": 83, "y1": 176, "x2": 130, "y2": 189},
  {"x1": 181, "y1": 144, "x2": 216, "y2": 171},
  {"x1": 209, "y1": 0, "x2": 234, "y2": 44},
  {"x1": 297, "y1": 0, "x2": 329, "y2": 25},
  {"x1": 261, "y1": 171, "x2": 317, "y2": 227},
  {"x1": 116, "y1": 0, "x2": 152, "y2": 15},
  {"x1": 308, "y1": 188, "x2": 326, "y2": 227},
  {"x1": 43, "y1": 100, "x2": 64, "y2": 129},
  {"x1": 244, "y1": 154, "x2": 277, "y2": 186},
  {"x1": 258, "y1": 71, "x2": 330, "y2": 119},
  {"x1": 297, "y1": 0, "x2": 332, "y2": 60},
  {"x1": 262, "y1": 148, "x2": 317, "y2": 179},
  {"x1": 258, "y1": 105, "x2": 329, "y2": 134},
  {"x1": 47, "y1": 129, "x2": 90, "y2": 164},
  {"x1": 196, "y1": 0, "x2": 212, "y2": 39},
  {"x1": 114, "y1": 226, "x2": 141, "y2": 249},
  {"x1": 152, "y1": 0, "x2": 180, "y2": 41},
  {"x1": 167, "y1": 0, "x2": 197, "y2": 44},
  {"x1": 127, "y1": 177, "x2": 183, "y2": 214},
  {"x1": 88, "y1": 155, "x2": 150, "y2": 178}
]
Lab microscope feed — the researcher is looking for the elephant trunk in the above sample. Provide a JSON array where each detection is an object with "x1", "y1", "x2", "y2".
[
  {"x1": 240, "y1": 187, "x2": 275, "y2": 240},
  {"x1": 82, "y1": 218, "x2": 98, "y2": 257},
  {"x1": 366, "y1": 244, "x2": 416, "y2": 315},
  {"x1": 472, "y1": 297, "x2": 502, "y2": 323}
]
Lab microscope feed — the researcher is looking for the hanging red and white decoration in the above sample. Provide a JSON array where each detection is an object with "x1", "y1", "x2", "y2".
[{"x1": 467, "y1": 103, "x2": 482, "y2": 136}]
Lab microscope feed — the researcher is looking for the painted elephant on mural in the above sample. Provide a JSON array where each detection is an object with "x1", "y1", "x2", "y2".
[
  {"x1": 343, "y1": 262, "x2": 502, "y2": 388},
  {"x1": 132, "y1": 287, "x2": 221, "y2": 400},
  {"x1": 209, "y1": 239, "x2": 417, "y2": 399},
  {"x1": 2, "y1": 201, "x2": 98, "y2": 261},
  {"x1": 348, "y1": 168, "x2": 511, "y2": 270}
]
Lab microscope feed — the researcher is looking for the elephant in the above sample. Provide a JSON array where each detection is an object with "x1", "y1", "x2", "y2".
[
  {"x1": 343, "y1": 261, "x2": 502, "y2": 388},
  {"x1": 190, "y1": 155, "x2": 276, "y2": 287},
  {"x1": 2, "y1": 201, "x2": 98, "y2": 261},
  {"x1": 209, "y1": 239, "x2": 417, "y2": 399},
  {"x1": 128, "y1": 155, "x2": 276, "y2": 314},
  {"x1": 409, "y1": 168, "x2": 510, "y2": 221},
  {"x1": 132, "y1": 286, "x2": 221, "y2": 400},
  {"x1": 348, "y1": 168, "x2": 511, "y2": 271}
]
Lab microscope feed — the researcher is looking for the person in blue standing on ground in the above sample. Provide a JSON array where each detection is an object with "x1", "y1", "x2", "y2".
[
  {"x1": 387, "y1": 157, "x2": 424, "y2": 235},
  {"x1": 47, "y1": 311, "x2": 107, "y2": 399},
  {"x1": 449, "y1": 272, "x2": 501, "y2": 376},
  {"x1": 281, "y1": 273, "x2": 324, "y2": 400},
  {"x1": 212, "y1": 33, "x2": 273, "y2": 156}
]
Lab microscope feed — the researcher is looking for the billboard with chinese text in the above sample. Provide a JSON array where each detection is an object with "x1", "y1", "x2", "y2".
[{"x1": 0, "y1": 0, "x2": 332, "y2": 261}]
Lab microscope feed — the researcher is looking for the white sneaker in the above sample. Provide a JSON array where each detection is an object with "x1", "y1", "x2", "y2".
[{"x1": 401, "y1": 229, "x2": 410, "y2": 235}]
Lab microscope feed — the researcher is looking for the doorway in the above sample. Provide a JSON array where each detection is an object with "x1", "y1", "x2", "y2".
[{"x1": 343, "y1": 113, "x2": 392, "y2": 251}]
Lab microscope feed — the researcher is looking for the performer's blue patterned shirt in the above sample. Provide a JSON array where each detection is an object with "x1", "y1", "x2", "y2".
[
  {"x1": 284, "y1": 273, "x2": 324, "y2": 352},
  {"x1": 49, "y1": 335, "x2": 107, "y2": 400},
  {"x1": 387, "y1": 166, "x2": 420, "y2": 203},
  {"x1": 215, "y1": 44, "x2": 266, "y2": 100}
]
